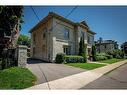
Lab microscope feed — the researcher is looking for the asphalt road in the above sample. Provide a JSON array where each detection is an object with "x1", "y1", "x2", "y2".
[{"x1": 81, "y1": 63, "x2": 127, "y2": 89}]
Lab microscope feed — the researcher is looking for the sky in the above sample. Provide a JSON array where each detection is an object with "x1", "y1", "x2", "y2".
[{"x1": 21, "y1": 6, "x2": 127, "y2": 46}]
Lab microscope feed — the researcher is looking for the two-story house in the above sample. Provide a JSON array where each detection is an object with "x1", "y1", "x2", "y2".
[
  {"x1": 95, "y1": 38, "x2": 118, "y2": 53},
  {"x1": 30, "y1": 12, "x2": 96, "y2": 62}
]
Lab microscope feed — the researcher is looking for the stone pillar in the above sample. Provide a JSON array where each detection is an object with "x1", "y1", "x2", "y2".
[{"x1": 17, "y1": 45, "x2": 27, "y2": 68}]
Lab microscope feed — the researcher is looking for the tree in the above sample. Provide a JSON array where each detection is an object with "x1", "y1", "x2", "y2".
[
  {"x1": 92, "y1": 45, "x2": 97, "y2": 61},
  {"x1": 0, "y1": 6, "x2": 23, "y2": 49},
  {"x1": 79, "y1": 37, "x2": 83, "y2": 56},
  {"x1": 79, "y1": 37, "x2": 87, "y2": 62},
  {"x1": 17, "y1": 34, "x2": 31, "y2": 47},
  {"x1": 0, "y1": 6, "x2": 23, "y2": 69}
]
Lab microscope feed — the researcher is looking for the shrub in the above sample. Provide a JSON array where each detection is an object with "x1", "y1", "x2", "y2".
[
  {"x1": 106, "y1": 49, "x2": 124, "y2": 59},
  {"x1": 96, "y1": 55, "x2": 107, "y2": 61},
  {"x1": 55, "y1": 53, "x2": 65, "y2": 63},
  {"x1": 65, "y1": 55, "x2": 84, "y2": 63},
  {"x1": 96, "y1": 53, "x2": 110, "y2": 61},
  {"x1": 105, "y1": 54, "x2": 113, "y2": 59},
  {"x1": 92, "y1": 45, "x2": 97, "y2": 61}
]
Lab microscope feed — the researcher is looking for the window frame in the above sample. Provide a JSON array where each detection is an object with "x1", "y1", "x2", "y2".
[
  {"x1": 64, "y1": 28, "x2": 70, "y2": 40},
  {"x1": 63, "y1": 45, "x2": 71, "y2": 55}
]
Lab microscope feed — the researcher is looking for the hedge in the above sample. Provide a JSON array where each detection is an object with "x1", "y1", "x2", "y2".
[
  {"x1": 65, "y1": 55, "x2": 84, "y2": 63},
  {"x1": 96, "y1": 53, "x2": 113, "y2": 61}
]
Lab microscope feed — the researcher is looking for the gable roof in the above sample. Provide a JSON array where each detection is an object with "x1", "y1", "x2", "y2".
[{"x1": 29, "y1": 12, "x2": 96, "y2": 35}]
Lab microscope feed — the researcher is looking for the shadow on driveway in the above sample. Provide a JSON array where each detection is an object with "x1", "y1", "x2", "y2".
[{"x1": 27, "y1": 58, "x2": 49, "y2": 64}]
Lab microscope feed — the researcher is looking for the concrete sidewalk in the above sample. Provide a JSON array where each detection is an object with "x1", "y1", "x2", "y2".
[{"x1": 27, "y1": 60, "x2": 127, "y2": 90}]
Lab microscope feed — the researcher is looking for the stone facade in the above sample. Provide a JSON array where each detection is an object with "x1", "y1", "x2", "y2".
[
  {"x1": 30, "y1": 12, "x2": 96, "y2": 62},
  {"x1": 95, "y1": 38, "x2": 118, "y2": 53},
  {"x1": 17, "y1": 45, "x2": 27, "y2": 67}
]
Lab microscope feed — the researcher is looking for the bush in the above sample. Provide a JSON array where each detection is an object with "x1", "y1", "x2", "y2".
[
  {"x1": 55, "y1": 53, "x2": 65, "y2": 63},
  {"x1": 105, "y1": 54, "x2": 113, "y2": 59},
  {"x1": 106, "y1": 49, "x2": 124, "y2": 59},
  {"x1": 96, "y1": 53, "x2": 110, "y2": 61},
  {"x1": 65, "y1": 55, "x2": 84, "y2": 63},
  {"x1": 96, "y1": 55, "x2": 107, "y2": 61}
]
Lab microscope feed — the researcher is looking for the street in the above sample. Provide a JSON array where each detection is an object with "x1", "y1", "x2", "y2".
[{"x1": 81, "y1": 63, "x2": 127, "y2": 89}]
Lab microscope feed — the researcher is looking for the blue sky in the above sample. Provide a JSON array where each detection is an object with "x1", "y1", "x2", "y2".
[{"x1": 21, "y1": 6, "x2": 127, "y2": 46}]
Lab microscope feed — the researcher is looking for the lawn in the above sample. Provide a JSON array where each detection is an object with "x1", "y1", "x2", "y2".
[
  {"x1": 98, "y1": 58, "x2": 126, "y2": 64},
  {"x1": 66, "y1": 63, "x2": 106, "y2": 70},
  {"x1": 0, "y1": 67, "x2": 36, "y2": 89}
]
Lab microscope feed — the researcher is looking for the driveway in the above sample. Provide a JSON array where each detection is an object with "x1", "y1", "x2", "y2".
[
  {"x1": 81, "y1": 63, "x2": 127, "y2": 89},
  {"x1": 27, "y1": 59, "x2": 86, "y2": 84}
]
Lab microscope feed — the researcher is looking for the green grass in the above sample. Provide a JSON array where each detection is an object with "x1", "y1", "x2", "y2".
[
  {"x1": 66, "y1": 63, "x2": 106, "y2": 70},
  {"x1": 0, "y1": 67, "x2": 36, "y2": 89},
  {"x1": 98, "y1": 58, "x2": 126, "y2": 64}
]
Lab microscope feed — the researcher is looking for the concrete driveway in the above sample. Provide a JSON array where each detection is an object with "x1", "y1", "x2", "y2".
[{"x1": 27, "y1": 59, "x2": 86, "y2": 84}]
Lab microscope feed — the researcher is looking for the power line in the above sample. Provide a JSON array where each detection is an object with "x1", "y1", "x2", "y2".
[
  {"x1": 30, "y1": 6, "x2": 40, "y2": 21},
  {"x1": 30, "y1": 6, "x2": 78, "y2": 89},
  {"x1": 51, "y1": 6, "x2": 78, "y2": 31},
  {"x1": 65, "y1": 6, "x2": 78, "y2": 18},
  {"x1": 30, "y1": 6, "x2": 51, "y2": 90}
]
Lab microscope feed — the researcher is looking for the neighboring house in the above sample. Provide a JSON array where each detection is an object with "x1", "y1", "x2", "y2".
[
  {"x1": 95, "y1": 38, "x2": 118, "y2": 53},
  {"x1": 121, "y1": 42, "x2": 127, "y2": 55},
  {"x1": 29, "y1": 12, "x2": 96, "y2": 62}
]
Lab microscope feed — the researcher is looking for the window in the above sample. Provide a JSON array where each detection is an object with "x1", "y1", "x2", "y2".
[
  {"x1": 87, "y1": 35, "x2": 93, "y2": 44},
  {"x1": 43, "y1": 28, "x2": 47, "y2": 39},
  {"x1": 87, "y1": 36, "x2": 90, "y2": 44},
  {"x1": 64, "y1": 28, "x2": 69, "y2": 39},
  {"x1": 81, "y1": 31, "x2": 85, "y2": 39},
  {"x1": 63, "y1": 46, "x2": 71, "y2": 55}
]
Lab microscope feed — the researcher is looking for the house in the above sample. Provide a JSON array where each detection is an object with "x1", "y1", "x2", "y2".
[
  {"x1": 29, "y1": 12, "x2": 96, "y2": 62},
  {"x1": 95, "y1": 38, "x2": 118, "y2": 53},
  {"x1": 121, "y1": 42, "x2": 127, "y2": 55}
]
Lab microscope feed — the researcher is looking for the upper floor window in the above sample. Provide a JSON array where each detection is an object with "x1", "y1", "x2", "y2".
[
  {"x1": 43, "y1": 28, "x2": 47, "y2": 39},
  {"x1": 64, "y1": 28, "x2": 69, "y2": 39},
  {"x1": 87, "y1": 35, "x2": 93, "y2": 44},
  {"x1": 81, "y1": 31, "x2": 85, "y2": 39},
  {"x1": 87, "y1": 36, "x2": 90, "y2": 44}
]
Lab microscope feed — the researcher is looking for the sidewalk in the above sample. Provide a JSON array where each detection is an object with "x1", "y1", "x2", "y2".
[{"x1": 27, "y1": 60, "x2": 127, "y2": 90}]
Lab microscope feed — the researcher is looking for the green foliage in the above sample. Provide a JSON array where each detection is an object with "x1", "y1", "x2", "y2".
[
  {"x1": 96, "y1": 53, "x2": 107, "y2": 61},
  {"x1": 17, "y1": 34, "x2": 31, "y2": 47},
  {"x1": 106, "y1": 49, "x2": 124, "y2": 59},
  {"x1": 55, "y1": 53, "x2": 65, "y2": 63},
  {"x1": 96, "y1": 55, "x2": 107, "y2": 61},
  {"x1": 79, "y1": 37, "x2": 83, "y2": 56},
  {"x1": 65, "y1": 55, "x2": 84, "y2": 63},
  {"x1": 0, "y1": 67, "x2": 36, "y2": 89},
  {"x1": 66, "y1": 63, "x2": 105, "y2": 70},
  {"x1": 79, "y1": 37, "x2": 87, "y2": 62},
  {"x1": 0, "y1": 6, "x2": 23, "y2": 37},
  {"x1": 96, "y1": 53, "x2": 113, "y2": 61},
  {"x1": 92, "y1": 45, "x2": 97, "y2": 61}
]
